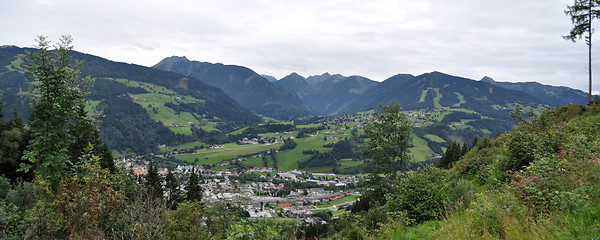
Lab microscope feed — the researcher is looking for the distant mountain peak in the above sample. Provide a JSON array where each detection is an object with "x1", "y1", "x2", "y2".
[
  {"x1": 260, "y1": 74, "x2": 278, "y2": 82},
  {"x1": 481, "y1": 76, "x2": 496, "y2": 84},
  {"x1": 288, "y1": 72, "x2": 305, "y2": 78},
  {"x1": 165, "y1": 56, "x2": 189, "y2": 61},
  {"x1": 153, "y1": 56, "x2": 190, "y2": 68}
]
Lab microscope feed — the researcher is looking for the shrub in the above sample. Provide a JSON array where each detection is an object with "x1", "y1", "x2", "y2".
[{"x1": 386, "y1": 166, "x2": 447, "y2": 224}]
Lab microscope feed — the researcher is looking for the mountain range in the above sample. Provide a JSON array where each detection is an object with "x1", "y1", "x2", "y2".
[
  {"x1": 0, "y1": 46, "x2": 261, "y2": 154},
  {"x1": 276, "y1": 73, "x2": 378, "y2": 115},
  {"x1": 0, "y1": 45, "x2": 591, "y2": 156},
  {"x1": 153, "y1": 56, "x2": 314, "y2": 120},
  {"x1": 274, "y1": 71, "x2": 588, "y2": 116}
]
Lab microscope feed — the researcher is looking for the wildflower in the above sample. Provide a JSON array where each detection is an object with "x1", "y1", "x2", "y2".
[{"x1": 525, "y1": 196, "x2": 530, "y2": 201}]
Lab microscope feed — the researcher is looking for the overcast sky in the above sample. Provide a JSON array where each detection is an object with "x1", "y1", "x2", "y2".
[{"x1": 1, "y1": 0, "x2": 598, "y2": 93}]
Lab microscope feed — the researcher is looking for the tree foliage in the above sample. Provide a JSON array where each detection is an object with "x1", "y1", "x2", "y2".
[
  {"x1": 20, "y1": 36, "x2": 113, "y2": 186},
  {"x1": 363, "y1": 101, "x2": 412, "y2": 204},
  {"x1": 437, "y1": 141, "x2": 466, "y2": 169},
  {"x1": 185, "y1": 169, "x2": 203, "y2": 202},
  {"x1": 24, "y1": 154, "x2": 126, "y2": 239},
  {"x1": 146, "y1": 162, "x2": 164, "y2": 200},
  {"x1": 165, "y1": 169, "x2": 180, "y2": 210}
]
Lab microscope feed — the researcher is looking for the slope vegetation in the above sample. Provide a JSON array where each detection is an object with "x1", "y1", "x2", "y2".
[
  {"x1": 392, "y1": 104, "x2": 600, "y2": 239},
  {"x1": 0, "y1": 46, "x2": 261, "y2": 155},
  {"x1": 153, "y1": 56, "x2": 314, "y2": 120}
]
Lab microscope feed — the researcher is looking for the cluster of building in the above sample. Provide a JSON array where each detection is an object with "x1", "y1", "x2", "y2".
[{"x1": 116, "y1": 155, "x2": 362, "y2": 220}]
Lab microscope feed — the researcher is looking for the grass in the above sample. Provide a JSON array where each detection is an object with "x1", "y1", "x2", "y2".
[
  {"x1": 175, "y1": 141, "x2": 206, "y2": 149},
  {"x1": 8, "y1": 57, "x2": 24, "y2": 71},
  {"x1": 171, "y1": 130, "x2": 344, "y2": 172},
  {"x1": 433, "y1": 88, "x2": 443, "y2": 108},
  {"x1": 453, "y1": 92, "x2": 465, "y2": 107},
  {"x1": 409, "y1": 133, "x2": 435, "y2": 161},
  {"x1": 85, "y1": 100, "x2": 101, "y2": 116},
  {"x1": 276, "y1": 136, "x2": 337, "y2": 171},
  {"x1": 419, "y1": 89, "x2": 429, "y2": 102},
  {"x1": 242, "y1": 155, "x2": 277, "y2": 169},
  {"x1": 392, "y1": 221, "x2": 439, "y2": 240},
  {"x1": 311, "y1": 209, "x2": 346, "y2": 215},
  {"x1": 174, "y1": 143, "x2": 282, "y2": 166},
  {"x1": 228, "y1": 127, "x2": 248, "y2": 135},
  {"x1": 339, "y1": 159, "x2": 363, "y2": 167},
  {"x1": 110, "y1": 78, "x2": 221, "y2": 136},
  {"x1": 296, "y1": 124, "x2": 320, "y2": 129},
  {"x1": 315, "y1": 195, "x2": 358, "y2": 208},
  {"x1": 424, "y1": 134, "x2": 445, "y2": 143},
  {"x1": 303, "y1": 166, "x2": 336, "y2": 173}
]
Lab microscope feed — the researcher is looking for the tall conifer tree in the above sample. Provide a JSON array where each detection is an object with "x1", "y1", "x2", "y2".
[
  {"x1": 185, "y1": 168, "x2": 203, "y2": 202},
  {"x1": 564, "y1": 0, "x2": 600, "y2": 105},
  {"x1": 146, "y1": 162, "x2": 163, "y2": 200}
]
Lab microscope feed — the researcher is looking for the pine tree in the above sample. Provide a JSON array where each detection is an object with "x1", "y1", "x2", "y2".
[
  {"x1": 146, "y1": 163, "x2": 163, "y2": 200},
  {"x1": 471, "y1": 136, "x2": 479, "y2": 150},
  {"x1": 564, "y1": 0, "x2": 600, "y2": 105},
  {"x1": 165, "y1": 169, "x2": 180, "y2": 209},
  {"x1": 185, "y1": 168, "x2": 203, "y2": 202},
  {"x1": 0, "y1": 104, "x2": 29, "y2": 181},
  {"x1": 461, "y1": 142, "x2": 469, "y2": 156},
  {"x1": 437, "y1": 141, "x2": 461, "y2": 169}
]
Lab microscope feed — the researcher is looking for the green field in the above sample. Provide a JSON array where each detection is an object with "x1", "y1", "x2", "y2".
[
  {"x1": 85, "y1": 100, "x2": 101, "y2": 116},
  {"x1": 339, "y1": 159, "x2": 363, "y2": 167},
  {"x1": 311, "y1": 209, "x2": 346, "y2": 215},
  {"x1": 174, "y1": 142, "x2": 283, "y2": 166},
  {"x1": 424, "y1": 134, "x2": 445, "y2": 143},
  {"x1": 171, "y1": 123, "x2": 439, "y2": 171},
  {"x1": 296, "y1": 124, "x2": 321, "y2": 129},
  {"x1": 315, "y1": 195, "x2": 358, "y2": 208},
  {"x1": 409, "y1": 133, "x2": 435, "y2": 161},
  {"x1": 276, "y1": 136, "x2": 335, "y2": 171},
  {"x1": 242, "y1": 155, "x2": 276, "y2": 169}
]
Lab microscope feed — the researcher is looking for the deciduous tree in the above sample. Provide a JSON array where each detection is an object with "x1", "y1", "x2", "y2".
[
  {"x1": 20, "y1": 36, "x2": 113, "y2": 186},
  {"x1": 363, "y1": 101, "x2": 412, "y2": 204}
]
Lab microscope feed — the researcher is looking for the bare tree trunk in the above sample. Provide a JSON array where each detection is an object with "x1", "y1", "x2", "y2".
[{"x1": 589, "y1": 0, "x2": 593, "y2": 105}]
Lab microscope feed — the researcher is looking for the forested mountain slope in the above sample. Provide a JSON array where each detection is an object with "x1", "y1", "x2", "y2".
[
  {"x1": 0, "y1": 46, "x2": 261, "y2": 154},
  {"x1": 153, "y1": 56, "x2": 314, "y2": 120}
]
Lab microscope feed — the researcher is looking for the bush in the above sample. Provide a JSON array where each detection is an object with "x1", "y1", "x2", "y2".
[{"x1": 386, "y1": 166, "x2": 448, "y2": 224}]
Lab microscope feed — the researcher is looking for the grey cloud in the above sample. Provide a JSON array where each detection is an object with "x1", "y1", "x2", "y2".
[{"x1": 1, "y1": 0, "x2": 596, "y2": 92}]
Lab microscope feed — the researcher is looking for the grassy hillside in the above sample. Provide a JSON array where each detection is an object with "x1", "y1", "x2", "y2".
[
  {"x1": 113, "y1": 78, "x2": 219, "y2": 134},
  {"x1": 389, "y1": 104, "x2": 600, "y2": 239}
]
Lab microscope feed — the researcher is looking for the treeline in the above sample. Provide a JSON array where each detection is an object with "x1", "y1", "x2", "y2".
[
  {"x1": 299, "y1": 138, "x2": 362, "y2": 169},
  {"x1": 413, "y1": 122, "x2": 483, "y2": 154},
  {"x1": 242, "y1": 123, "x2": 296, "y2": 135},
  {"x1": 296, "y1": 126, "x2": 326, "y2": 138},
  {"x1": 93, "y1": 79, "x2": 193, "y2": 154},
  {"x1": 440, "y1": 111, "x2": 480, "y2": 123},
  {"x1": 279, "y1": 138, "x2": 298, "y2": 151}
]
